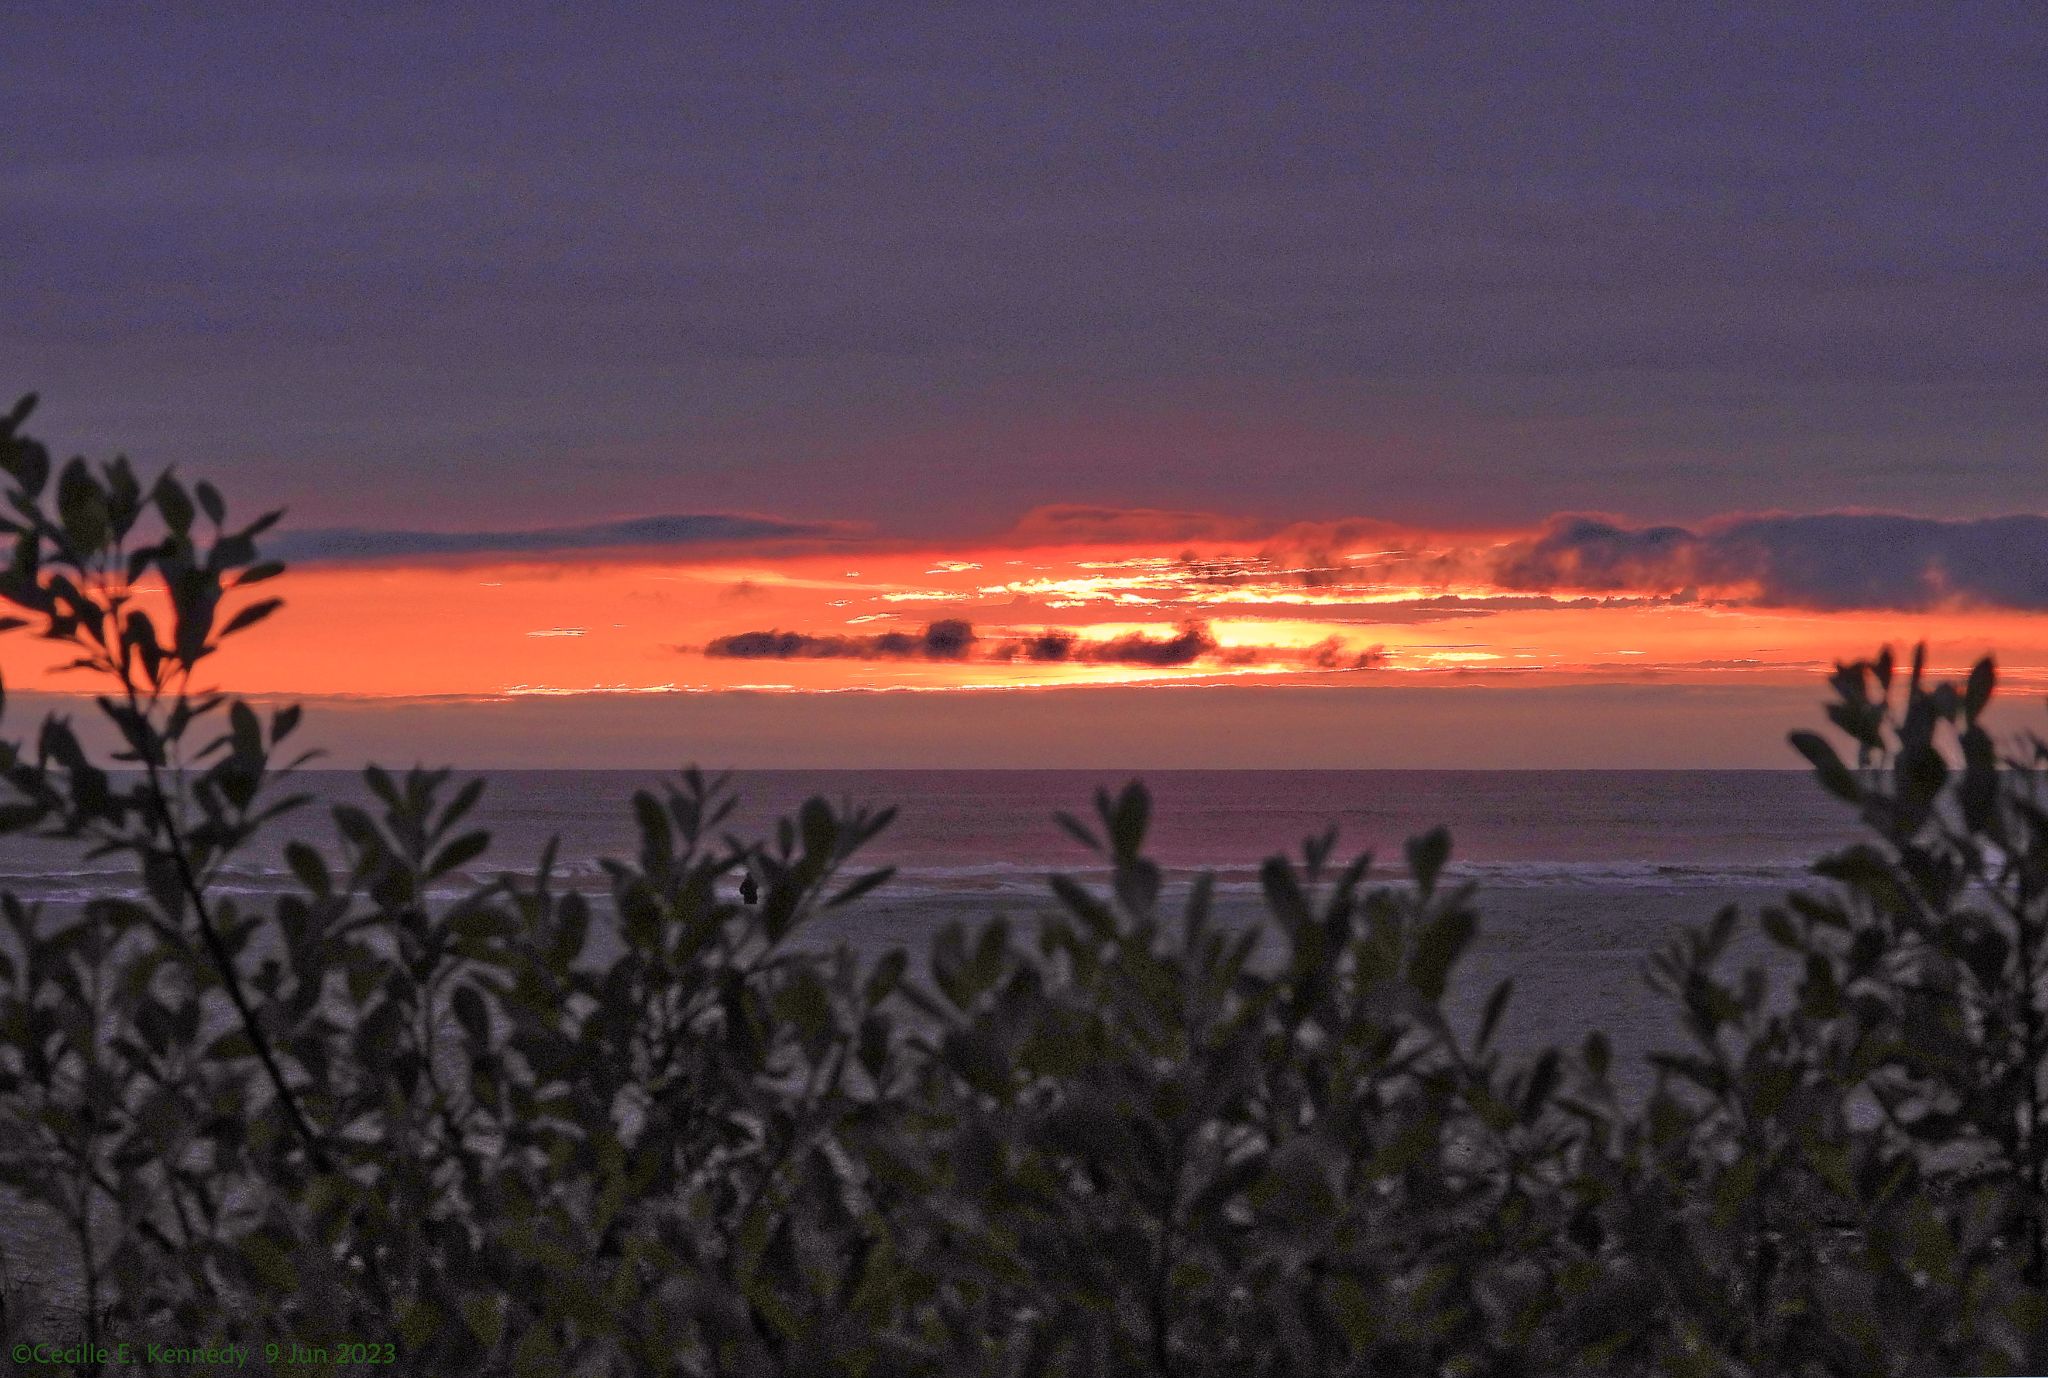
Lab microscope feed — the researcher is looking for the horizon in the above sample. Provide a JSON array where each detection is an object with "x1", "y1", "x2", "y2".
[
  {"x1": 17, "y1": 762, "x2": 1827, "y2": 775},
  {"x1": 4, "y1": 5, "x2": 2044, "y2": 766}
]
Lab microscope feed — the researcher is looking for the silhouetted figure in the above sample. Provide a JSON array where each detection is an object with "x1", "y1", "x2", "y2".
[{"x1": 739, "y1": 872, "x2": 759, "y2": 906}]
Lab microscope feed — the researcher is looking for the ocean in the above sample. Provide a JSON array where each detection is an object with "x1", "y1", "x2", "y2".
[
  {"x1": 0, "y1": 768, "x2": 1852, "y2": 1070},
  {"x1": 1, "y1": 767, "x2": 1853, "y2": 909},
  {"x1": 452, "y1": 769, "x2": 1850, "y2": 1074}
]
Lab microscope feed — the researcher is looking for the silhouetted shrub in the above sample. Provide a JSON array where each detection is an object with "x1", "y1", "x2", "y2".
[{"x1": 4, "y1": 391, "x2": 2047, "y2": 1375}]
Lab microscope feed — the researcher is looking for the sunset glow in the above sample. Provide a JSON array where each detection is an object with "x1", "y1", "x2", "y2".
[
  {"x1": 8, "y1": 6, "x2": 2045, "y2": 766},
  {"x1": 12, "y1": 513, "x2": 2046, "y2": 715}
]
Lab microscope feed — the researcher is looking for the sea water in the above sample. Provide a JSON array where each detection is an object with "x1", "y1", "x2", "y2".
[{"x1": 0, "y1": 768, "x2": 1852, "y2": 912}]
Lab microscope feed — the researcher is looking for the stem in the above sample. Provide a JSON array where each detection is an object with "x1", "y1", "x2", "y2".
[
  {"x1": 78, "y1": 914, "x2": 104, "y2": 1374},
  {"x1": 144, "y1": 737, "x2": 332, "y2": 1172},
  {"x1": 122, "y1": 674, "x2": 391, "y2": 1308}
]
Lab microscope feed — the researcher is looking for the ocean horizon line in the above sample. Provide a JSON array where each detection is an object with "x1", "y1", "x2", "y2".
[{"x1": 190, "y1": 764, "x2": 1820, "y2": 775}]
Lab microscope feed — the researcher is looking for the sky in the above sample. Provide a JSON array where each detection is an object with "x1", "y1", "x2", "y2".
[{"x1": 2, "y1": 4, "x2": 2045, "y2": 766}]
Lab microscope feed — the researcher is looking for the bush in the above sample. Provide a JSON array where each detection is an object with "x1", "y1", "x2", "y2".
[{"x1": 3, "y1": 391, "x2": 2047, "y2": 1375}]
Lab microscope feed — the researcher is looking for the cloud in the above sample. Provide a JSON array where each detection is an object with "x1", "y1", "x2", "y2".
[
  {"x1": 704, "y1": 619, "x2": 979, "y2": 661},
  {"x1": 1490, "y1": 512, "x2": 2048, "y2": 610},
  {"x1": 1077, "y1": 622, "x2": 1216, "y2": 666},
  {"x1": 1031, "y1": 623, "x2": 1387, "y2": 670},
  {"x1": 1003, "y1": 505, "x2": 1282, "y2": 546},
  {"x1": 985, "y1": 623, "x2": 1217, "y2": 665},
  {"x1": 1491, "y1": 517, "x2": 1697, "y2": 593},
  {"x1": 270, "y1": 513, "x2": 850, "y2": 564},
  {"x1": 707, "y1": 618, "x2": 1384, "y2": 672},
  {"x1": 988, "y1": 504, "x2": 2048, "y2": 613},
  {"x1": 1000, "y1": 631, "x2": 1079, "y2": 662}
]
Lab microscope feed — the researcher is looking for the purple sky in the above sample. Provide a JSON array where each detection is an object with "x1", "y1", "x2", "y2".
[{"x1": 5, "y1": 3, "x2": 2044, "y2": 542}]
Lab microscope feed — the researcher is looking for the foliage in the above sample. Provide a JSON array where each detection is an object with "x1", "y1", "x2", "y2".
[{"x1": 3, "y1": 391, "x2": 2048, "y2": 1374}]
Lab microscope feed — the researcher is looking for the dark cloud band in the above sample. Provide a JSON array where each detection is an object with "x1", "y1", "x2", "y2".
[
  {"x1": 705, "y1": 619, "x2": 1382, "y2": 670},
  {"x1": 271, "y1": 513, "x2": 845, "y2": 563},
  {"x1": 705, "y1": 620, "x2": 978, "y2": 661},
  {"x1": 1491, "y1": 512, "x2": 2048, "y2": 611}
]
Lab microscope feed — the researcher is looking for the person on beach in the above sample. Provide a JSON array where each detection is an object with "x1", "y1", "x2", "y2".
[{"x1": 739, "y1": 870, "x2": 759, "y2": 905}]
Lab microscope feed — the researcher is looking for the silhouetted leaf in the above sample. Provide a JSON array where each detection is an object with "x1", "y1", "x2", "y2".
[
  {"x1": 430, "y1": 829, "x2": 490, "y2": 878},
  {"x1": 220, "y1": 597, "x2": 283, "y2": 637},
  {"x1": 1478, "y1": 978, "x2": 1514, "y2": 1053},
  {"x1": 1790, "y1": 730, "x2": 1859, "y2": 802},
  {"x1": 864, "y1": 949, "x2": 908, "y2": 1006},
  {"x1": 1409, "y1": 907, "x2": 1474, "y2": 1002},
  {"x1": 1406, "y1": 826, "x2": 1451, "y2": 894}
]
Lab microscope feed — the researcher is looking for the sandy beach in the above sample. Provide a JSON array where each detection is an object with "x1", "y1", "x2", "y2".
[{"x1": 811, "y1": 880, "x2": 1796, "y2": 1091}]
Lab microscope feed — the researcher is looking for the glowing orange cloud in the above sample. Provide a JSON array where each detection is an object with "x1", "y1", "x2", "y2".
[{"x1": 6, "y1": 510, "x2": 2046, "y2": 705}]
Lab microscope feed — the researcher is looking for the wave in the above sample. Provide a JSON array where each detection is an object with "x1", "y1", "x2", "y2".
[
  {"x1": 1, "y1": 854, "x2": 1836, "y2": 911},
  {"x1": 871, "y1": 857, "x2": 1823, "y2": 899}
]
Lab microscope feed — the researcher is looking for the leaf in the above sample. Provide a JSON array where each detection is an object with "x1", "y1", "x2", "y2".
[
  {"x1": 196, "y1": 479, "x2": 225, "y2": 525},
  {"x1": 229, "y1": 698, "x2": 263, "y2": 764},
  {"x1": 429, "y1": 829, "x2": 491, "y2": 878},
  {"x1": 363, "y1": 765, "x2": 400, "y2": 810},
  {"x1": 284, "y1": 840, "x2": 330, "y2": 895},
  {"x1": 775, "y1": 969, "x2": 834, "y2": 1045},
  {"x1": 220, "y1": 597, "x2": 284, "y2": 637},
  {"x1": 942, "y1": 1027, "x2": 1011, "y2": 1099},
  {"x1": 826, "y1": 865, "x2": 895, "y2": 909},
  {"x1": 1582, "y1": 1030, "x2": 1610, "y2": 1081},
  {"x1": 56, "y1": 458, "x2": 109, "y2": 552},
  {"x1": 1789, "y1": 730, "x2": 1859, "y2": 802},
  {"x1": 632, "y1": 790, "x2": 670, "y2": 859},
  {"x1": 1326, "y1": 1275, "x2": 1380, "y2": 1350},
  {"x1": 800, "y1": 795, "x2": 835, "y2": 857},
  {"x1": 240, "y1": 1233, "x2": 299, "y2": 1292},
  {"x1": 1106, "y1": 781, "x2": 1150, "y2": 857},
  {"x1": 1054, "y1": 810, "x2": 1100, "y2": 852},
  {"x1": 1812, "y1": 845, "x2": 1906, "y2": 914},
  {"x1": 864, "y1": 949, "x2": 908, "y2": 1006},
  {"x1": 399, "y1": 1300, "x2": 443, "y2": 1350},
  {"x1": 857, "y1": 1011, "x2": 891, "y2": 1078},
  {"x1": 1406, "y1": 826, "x2": 1451, "y2": 894},
  {"x1": 1759, "y1": 907, "x2": 1801, "y2": 950},
  {"x1": 1408, "y1": 907, "x2": 1474, "y2": 1002},
  {"x1": 1477, "y1": 977, "x2": 1514, "y2": 1053},
  {"x1": 1252, "y1": 1135, "x2": 1336, "y2": 1220},
  {"x1": 453, "y1": 984, "x2": 491, "y2": 1049},
  {"x1": 1520, "y1": 1048, "x2": 1561, "y2": 1121},
  {"x1": 442, "y1": 774, "x2": 486, "y2": 829},
  {"x1": 462, "y1": 1294, "x2": 505, "y2": 1348},
  {"x1": 1964, "y1": 656, "x2": 1995, "y2": 720},
  {"x1": 154, "y1": 474, "x2": 195, "y2": 534},
  {"x1": 1259, "y1": 856, "x2": 1312, "y2": 932},
  {"x1": 1048, "y1": 872, "x2": 1117, "y2": 941}
]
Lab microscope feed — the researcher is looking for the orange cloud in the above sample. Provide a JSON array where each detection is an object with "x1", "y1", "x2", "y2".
[{"x1": 5, "y1": 505, "x2": 2045, "y2": 709}]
